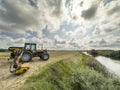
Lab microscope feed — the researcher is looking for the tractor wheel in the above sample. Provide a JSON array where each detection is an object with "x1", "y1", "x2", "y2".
[
  {"x1": 40, "y1": 52, "x2": 49, "y2": 61},
  {"x1": 21, "y1": 51, "x2": 32, "y2": 62}
]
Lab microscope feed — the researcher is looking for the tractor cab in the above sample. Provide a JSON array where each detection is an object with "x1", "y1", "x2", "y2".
[{"x1": 24, "y1": 43, "x2": 36, "y2": 53}]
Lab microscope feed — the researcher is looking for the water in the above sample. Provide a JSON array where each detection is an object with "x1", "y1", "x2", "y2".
[
  {"x1": 95, "y1": 56, "x2": 120, "y2": 77},
  {"x1": 83, "y1": 52, "x2": 120, "y2": 77}
]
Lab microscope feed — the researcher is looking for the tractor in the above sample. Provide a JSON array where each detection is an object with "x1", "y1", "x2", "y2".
[
  {"x1": 8, "y1": 43, "x2": 49, "y2": 62},
  {"x1": 9, "y1": 43, "x2": 49, "y2": 74}
]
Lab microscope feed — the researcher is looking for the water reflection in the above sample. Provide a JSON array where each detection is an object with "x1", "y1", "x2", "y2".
[
  {"x1": 83, "y1": 52, "x2": 120, "y2": 77},
  {"x1": 96, "y1": 56, "x2": 120, "y2": 77}
]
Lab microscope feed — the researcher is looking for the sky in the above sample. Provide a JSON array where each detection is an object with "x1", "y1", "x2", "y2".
[{"x1": 0, "y1": 0, "x2": 120, "y2": 50}]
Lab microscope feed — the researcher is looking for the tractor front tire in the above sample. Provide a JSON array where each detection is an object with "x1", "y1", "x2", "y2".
[
  {"x1": 40, "y1": 52, "x2": 49, "y2": 61},
  {"x1": 21, "y1": 51, "x2": 32, "y2": 62}
]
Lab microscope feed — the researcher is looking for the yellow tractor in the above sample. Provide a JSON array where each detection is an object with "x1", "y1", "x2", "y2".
[
  {"x1": 9, "y1": 43, "x2": 49, "y2": 74},
  {"x1": 8, "y1": 43, "x2": 49, "y2": 61}
]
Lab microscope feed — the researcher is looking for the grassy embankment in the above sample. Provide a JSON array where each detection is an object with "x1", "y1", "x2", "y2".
[
  {"x1": 21, "y1": 52, "x2": 120, "y2": 90},
  {"x1": 88, "y1": 50, "x2": 120, "y2": 60}
]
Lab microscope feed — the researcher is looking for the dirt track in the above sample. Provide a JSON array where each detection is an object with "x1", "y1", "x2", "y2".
[{"x1": 0, "y1": 52, "x2": 77, "y2": 90}]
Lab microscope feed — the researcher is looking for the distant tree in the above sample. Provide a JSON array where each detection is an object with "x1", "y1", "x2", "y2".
[
  {"x1": 0, "y1": 49, "x2": 8, "y2": 52},
  {"x1": 89, "y1": 49, "x2": 98, "y2": 57}
]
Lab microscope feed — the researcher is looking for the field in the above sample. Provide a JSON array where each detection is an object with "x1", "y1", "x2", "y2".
[
  {"x1": 0, "y1": 52, "x2": 10, "y2": 60},
  {"x1": 0, "y1": 52, "x2": 120, "y2": 90}
]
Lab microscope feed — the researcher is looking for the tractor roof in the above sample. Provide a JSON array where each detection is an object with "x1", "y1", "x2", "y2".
[{"x1": 25, "y1": 43, "x2": 36, "y2": 45}]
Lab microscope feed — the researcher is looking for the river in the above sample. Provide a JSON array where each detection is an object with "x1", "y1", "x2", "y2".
[
  {"x1": 83, "y1": 52, "x2": 120, "y2": 77},
  {"x1": 95, "y1": 56, "x2": 120, "y2": 77}
]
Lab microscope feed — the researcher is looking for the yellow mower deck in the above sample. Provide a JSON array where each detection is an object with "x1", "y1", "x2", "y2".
[{"x1": 15, "y1": 63, "x2": 29, "y2": 74}]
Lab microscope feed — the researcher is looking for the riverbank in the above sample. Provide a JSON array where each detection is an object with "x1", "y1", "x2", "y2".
[
  {"x1": 83, "y1": 51, "x2": 120, "y2": 77},
  {"x1": 21, "y1": 52, "x2": 120, "y2": 90},
  {"x1": 88, "y1": 50, "x2": 120, "y2": 60}
]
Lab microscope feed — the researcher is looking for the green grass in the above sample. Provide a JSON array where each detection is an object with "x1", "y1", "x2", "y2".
[
  {"x1": 81, "y1": 53, "x2": 109, "y2": 76},
  {"x1": 21, "y1": 52, "x2": 120, "y2": 90},
  {"x1": 0, "y1": 52, "x2": 10, "y2": 55},
  {"x1": 0, "y1": 52, "x2": 10, "y2": 60}
]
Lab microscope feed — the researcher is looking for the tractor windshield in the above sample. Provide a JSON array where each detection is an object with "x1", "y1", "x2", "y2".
[
  {"x1": 25, "y1": 45, "x2": 31, "y2": 50},
  {"x1": 31, "y1": 45, "x2": 36, "y2": 52},
  {"x1": 24, "y1": 43, "x2": 36, "y2": 52}
]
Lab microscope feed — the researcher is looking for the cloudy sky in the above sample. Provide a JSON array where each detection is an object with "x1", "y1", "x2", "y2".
[{"x1": 0, "y1": 0, "x2": 120, "y2": 50}]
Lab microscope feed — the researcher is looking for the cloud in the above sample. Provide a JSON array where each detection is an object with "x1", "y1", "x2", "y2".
[
  {"x1": 46, "y1": 0, "x2": 62, "y2": 17},
  {"x1": 0, "y1": 0, "x2": 41, "y2": 34},
  {"x1": 81, "y1": 5, "x2": 98, "y2": 20},
  {"x1": 107, "y1": 5, "x2": 120, "y2": 15},
  {"x1": 93, "y1": 22, "x2": 119, "y2": 35},
  {"x1": 66, "y1": 26, "x2": 86, "y2": 37},
  {"x1": 69, "y1": 41, "x2": 80, "y2": 49},
  {"x1": 93, "y1": 0, "x2": 120, "y2": 36},
  {"x1": 0, "y1": 0, "x2": 67, "y2": 34},
  {"x1": 28, "y1": 0, "x2": 38, "y2": 8},
  {"x1": 104, "y1": 0, "x2": 113, "y2": 6},
  {"x1": 54, "y1": 35, "x2": 66, "y2": 44}
]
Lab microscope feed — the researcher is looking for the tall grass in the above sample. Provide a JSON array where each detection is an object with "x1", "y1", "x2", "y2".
[
  {"x1": 21, "y1": 52, "x2": 120, "y2": 90},
  {"x1": 82, "y1": 54, "x2": 109, "y2": 76}
]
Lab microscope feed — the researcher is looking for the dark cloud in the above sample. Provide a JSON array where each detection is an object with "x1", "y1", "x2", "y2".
[
  {"x1": 0, "y1": 0, "x2": 37, "y2": 25},
  {"x1": 0, "y1": 0, "x2": 40, "y2": 33},
  {"x1": 47, "y1": 0, "x2": 62, "y2": 17},
  {"x1": 89, "y1": 40, "x2": 94, "y2": 44},
  {"x1": 80, "y1": 1, "x2": 83, "y2": 7},
  {"x1": 99, "y1": 39, "x2": 107, "y2": 44},
  {"x1": 88, "y1": 37, "x2": 120, "y2": 49},
  {"x1": 104, "y1": 0, "x2": 113, "y2": 6},
  {"x1": 69, "y1": 38, "x2": 80, "y2": 48},
  {"x1": 115, "y1": 40, "x2": 120, "y2": 43},
  {"x1": 55, "y1": 39, "x2": 66, "y2": 44},
  {"x1": 107, "y1": 6, "x2": 120, "y2": 15},
  {"x1": 81, "y1": 5, "x2": 98, "y2": 20},
  {"x1": 0, "y1": 31, "x2": 24, "y2": 39},
  {"x1": 28, "y1": 0, "x2": 38, "y2": 8},
  {"x1": 104, "y1": 28, "x2": 116, "y2": 33},
  {"x1": 70, "y1": 42, "x2": 80, "y2": 48}
]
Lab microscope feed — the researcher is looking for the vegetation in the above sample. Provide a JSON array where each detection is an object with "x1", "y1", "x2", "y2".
[
  {"x1": 0, "y1": 52, "x2": 10, "y2": 60},
  {"x1": 21, "y1": 52, "x2": 120, "y2": 90},
  {"x1": 88, "y1": 49, "x2": 120, "y2": 60},
  {"x1": 0, "y1": 49, "x2": 8, "y2": 52}
]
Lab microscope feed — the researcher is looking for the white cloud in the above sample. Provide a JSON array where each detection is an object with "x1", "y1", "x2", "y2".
[
  {"x1": 54, "y1": 34, "x2": 66, "y2": 44},
  {"x1": 66, "y1": 27, "x2": 86, "y2": 37}
]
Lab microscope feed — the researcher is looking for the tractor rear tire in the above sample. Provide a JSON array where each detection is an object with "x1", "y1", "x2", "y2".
[
  {"x1": 40, "y1": 52, "x2": 49, "y2": 61},
  {"x1": 21, "y1": 51, "x2": 32, "y2": 62}
]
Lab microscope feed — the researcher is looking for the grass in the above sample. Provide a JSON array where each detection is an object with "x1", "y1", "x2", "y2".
[
  {"x1": 21, "y1": 52, "x2": 120, "y2": 90},
  {"x1": 0, "y1": 52, "x2": 10, "y2": 60},
  {"x1": 82, "y1": 53, "x2": 108, "y2": 76}
]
